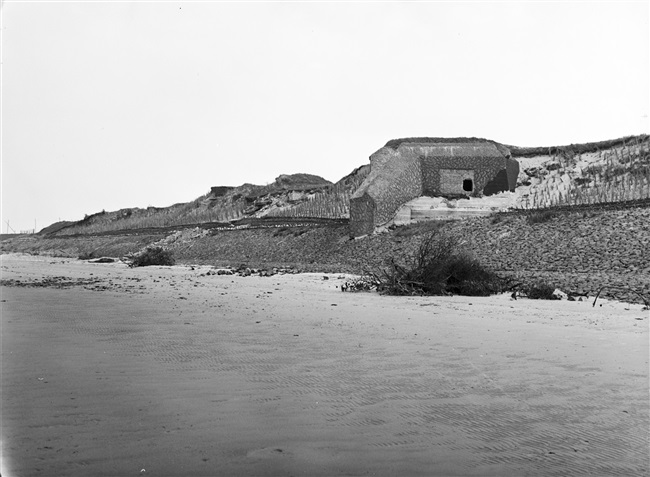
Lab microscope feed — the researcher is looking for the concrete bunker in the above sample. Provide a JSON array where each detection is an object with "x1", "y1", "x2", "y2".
[{"x1": 349, "y1": 139, "x2": 519, "y2": 237}]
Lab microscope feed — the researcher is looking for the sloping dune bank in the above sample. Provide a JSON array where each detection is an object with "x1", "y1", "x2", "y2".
[
  {"x1": 3, "y1": 205, "x2": 648, "y2": 303},
  {"x1": 1, "y1": 255, "x2": 648, "y2": 476}
]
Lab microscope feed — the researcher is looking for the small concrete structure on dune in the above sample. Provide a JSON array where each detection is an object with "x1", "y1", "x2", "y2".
[{"x1": 349, "y1": 138, "x2": 519, "y2": 237}]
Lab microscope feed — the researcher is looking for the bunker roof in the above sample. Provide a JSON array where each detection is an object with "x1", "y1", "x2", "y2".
[
  {"x1": 396, "y1": 142, "x2": 506, "y2": 158},
  {"x1": 380, "y1": 137, "x2": 511, "y2": 158}
]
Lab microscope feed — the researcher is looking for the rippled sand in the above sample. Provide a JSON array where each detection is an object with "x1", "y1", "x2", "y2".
[{"x1": 1, "y1": 254, "x2": 648, "y2": 476}]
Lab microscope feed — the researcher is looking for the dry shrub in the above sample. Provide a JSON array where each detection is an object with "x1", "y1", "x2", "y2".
[
  {"x1": 129, "y1": 247, "x2": 175, "y2": 267},
  {"x1": 350, "y1": 231, "x2": 507, "y2": 296},
  {"x1": 522, "y1": 282, "x2": 558, "y2": 300}
]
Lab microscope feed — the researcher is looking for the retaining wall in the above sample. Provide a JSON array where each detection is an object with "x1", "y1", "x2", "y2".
[{"x1": 444, "y1": 207, "x2": 650, "y2": 303}]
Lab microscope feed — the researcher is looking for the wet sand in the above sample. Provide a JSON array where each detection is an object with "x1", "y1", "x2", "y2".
[{"x1": 1, "y1": 254, "x2": 648, "y2": 476}]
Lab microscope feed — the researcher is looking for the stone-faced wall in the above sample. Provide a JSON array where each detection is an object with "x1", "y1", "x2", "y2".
[
  {"x1": 482, "y1": 169, "x2": 511, "y2": 196},
  {"x1": 373, "y1": 158, "x2": 422, "y2": 226},
  {"x1": 350, "y1": 146, "x2": 422, "y2": 236},
  {"x1": 419, "y1": 144, "x2": 517, "y2": 197},
  {"x1": 349, "y1": 193, "x2": 376, "y2": 237},
  {"x1": 350, "y1": 141, "x2": 519, "y2": 236},
  {"x1": 445, "y1": 207, "x2": 650, "y2": 303},
  {"x1": 439, "y1": 169, "x2": 475, "y2": 196},
  {"x1": 505, "y1": 158, "x2": 519, "y2": 192}
]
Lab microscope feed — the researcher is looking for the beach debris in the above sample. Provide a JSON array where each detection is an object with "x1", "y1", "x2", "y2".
[
  {"x1": 592, "y1": 285, "x2": 650, "y2": 309},
  {"x1": 240, "y1": 268, "x2": 252, "y2": 277},
  {"x1": 341, "y1": 276, "x2": 379, "y2": 292},
  {"x1": 91, "y1": 257, "x2": 115, "y2": 263},
  {"x1": 0, "y1": 276, "x2": 103, "y2": 289},
  {"x1": 204, "y1": 265, "x2": 302, "y2": 277},
  {"x1": 552, "y1": 289, "x2": 568, "y2": 300}
]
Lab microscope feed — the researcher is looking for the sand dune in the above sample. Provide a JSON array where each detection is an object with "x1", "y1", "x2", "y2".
[{"x1": 1, "y1": 254, "x2": 648, "y2": 476}]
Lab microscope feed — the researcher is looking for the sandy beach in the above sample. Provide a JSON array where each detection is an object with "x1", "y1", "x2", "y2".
[{"x1": 1, "y1": 253, "x2": 648, "y2": 476}]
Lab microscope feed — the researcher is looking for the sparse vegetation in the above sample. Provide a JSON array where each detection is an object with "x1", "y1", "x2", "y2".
[
  {"x1": 267, "y1": 167, "x2": 370, "y2": 220},
  {"x1": 42, "y1": 135, "x2": 649, "y2": 237},
  {"x1": 267, "y1": 188, "x2": 352, "y2": 219},
  {"x1": 345, "y1": 231, "x2": 507, "y2": 296},
  {"x1": 129, "y1": 247, "x2": 175, "y2": 267},
  {"x1": 507, "y1": 134, "x2": 649, "y2": 158},
  {"x1": 47, "y1": 170, "x2": 364, "y2": 236},
  {"x1": 520, "y1": 135, "x2": 650, "y2": 209},
  {"x1": 521, "y1": 282, "x2": 559, "y2": 300}
]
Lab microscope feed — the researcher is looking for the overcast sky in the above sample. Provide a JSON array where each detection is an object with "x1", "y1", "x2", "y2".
[{"x1": 2, "y1": 1, "x2": 648, "y2": 232}]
